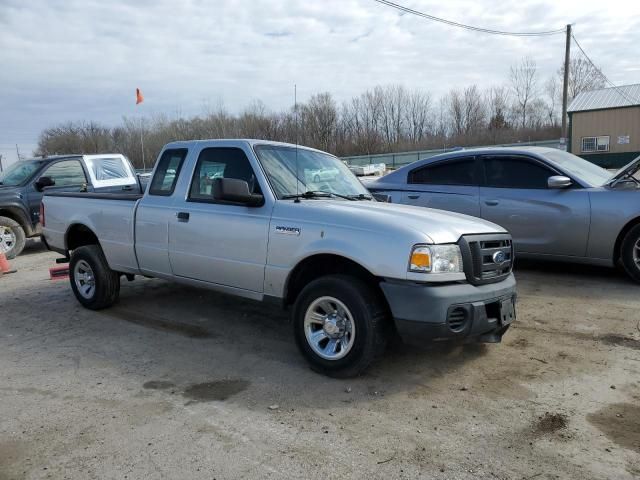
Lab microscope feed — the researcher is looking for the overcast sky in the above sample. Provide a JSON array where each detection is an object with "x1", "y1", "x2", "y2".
[{"x1": 1, "y1": 0, "x2": 639, "y2": 165}]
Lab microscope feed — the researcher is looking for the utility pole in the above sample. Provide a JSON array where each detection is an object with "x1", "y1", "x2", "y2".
[
  {"x1": 15, "y1": 144, "x2": 21, "y2": 161},
  {"x1": 0, "y1": 154, "x2": 3, "y2": 172},
  {"x1": 561, "y1": 24, "x2": 572, "y2": 146}
]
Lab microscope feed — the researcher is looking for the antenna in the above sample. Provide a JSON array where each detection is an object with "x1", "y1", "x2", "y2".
[{"x1": 294, "y1": 84, "x2": 300, "y2": 202}]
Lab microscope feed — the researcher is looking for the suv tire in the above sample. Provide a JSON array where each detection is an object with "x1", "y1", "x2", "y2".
[{"x1": 0, "y1": 216, "x2": 26, "y2": 259}]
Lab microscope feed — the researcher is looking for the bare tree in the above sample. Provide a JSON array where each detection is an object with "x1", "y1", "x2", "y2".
[
  {"x1": 486, "y1": 86, "x2": 510, "y2": 143},
  {"x1": 301, "y1": 92, "x2": 338, "y2": 151},
  {"x1": 544, "y1": 77, "x2": 560, "y2": 127},
  {"x1": 36, "y1": 81, "x2": 562, "y2": 165},
  {"x1": 447, "y1": 85, "x2": 485, "y2": 137},
  {"x1": 404, "y1": 90, "x2": 432, "y2": 144},
  {"x1": 558, "y1": 57, "x2": 606, "y2": 103},
  {"x1": 510, "y1": 56, "x2": 539, "y2": 129}
]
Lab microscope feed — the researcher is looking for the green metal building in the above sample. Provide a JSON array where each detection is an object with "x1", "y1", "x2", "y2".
[{"x1": 568, "y1": 84, "x2": 640, "y2": 168}]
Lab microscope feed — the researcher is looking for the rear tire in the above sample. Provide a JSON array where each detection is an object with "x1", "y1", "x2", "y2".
[
  {"x1": 621, "y1": 224, "x2": 640, "y2": 283},
  {"x1": 69, "y1": 245, "x2": 120, "y2": 310},
  {"x1": 292, "y1": 274, "x2": 389, "y2": 378},
  {"x1": 0, "y1": 216, "x2": 26, "y2": 259}
]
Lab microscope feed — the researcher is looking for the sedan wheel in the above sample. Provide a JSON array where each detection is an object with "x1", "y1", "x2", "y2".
[{"x1": 620, "y1": 224, "x2": 640, "y2": 283}]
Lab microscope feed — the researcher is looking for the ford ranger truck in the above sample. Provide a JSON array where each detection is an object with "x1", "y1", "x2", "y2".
[{"x1": 41, "y1": 140, "x2": 517, "y2": 377}]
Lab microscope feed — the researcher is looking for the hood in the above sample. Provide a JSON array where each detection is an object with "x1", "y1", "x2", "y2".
[
  {"x1": 0, "y1": 185, "x2": 22, "y2": 197},
  {"x1": 607, "y1": 154, "x2": 640, "y2": 186},
  {"x1": 275, "y1": 199, "x2": 506, "y2": 244}
]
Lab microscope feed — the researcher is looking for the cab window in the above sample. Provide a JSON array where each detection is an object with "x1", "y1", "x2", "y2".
[
  {"x1": 41, "y1": 160, "x2": 87, "y2": 187},
  {"x1": 189, "y1": 148, "x2": 261, "y2": 201}
]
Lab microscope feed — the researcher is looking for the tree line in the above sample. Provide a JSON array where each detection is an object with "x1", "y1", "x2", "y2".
[{"x1": 36, "y1": 56, "x2": 604, "y2": 168}]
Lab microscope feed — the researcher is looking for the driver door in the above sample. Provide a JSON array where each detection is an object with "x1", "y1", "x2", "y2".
[
  {"x1": 479, "y1": 155, "x2": 590, "y2": 256},
  {"x1": 168, "y1": 146, "x2": 271, "y2": 293},
  {"x1": 27, "y1": 159, "x2": 92, "y2": 226}
]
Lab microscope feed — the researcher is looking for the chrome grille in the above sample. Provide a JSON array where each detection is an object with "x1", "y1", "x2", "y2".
[{"x1": 458, "y1": 233, "x2": 513, "y2": 285}]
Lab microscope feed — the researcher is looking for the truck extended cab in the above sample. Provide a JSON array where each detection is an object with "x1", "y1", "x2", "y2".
[
  {"x1": 42, "y1": 140, "x2": 517, "y2": 377},
  {"x1": 0, "y1": 154, "x2": 139, "y2": 258}
]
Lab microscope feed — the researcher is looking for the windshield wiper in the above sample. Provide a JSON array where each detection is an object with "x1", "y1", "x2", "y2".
[
  {"x1": 282, "y1": 190, "x2": 358, "y2": 201},
  {"x1": 346, "y1": 193, "x2": 373, "y2": 201}
]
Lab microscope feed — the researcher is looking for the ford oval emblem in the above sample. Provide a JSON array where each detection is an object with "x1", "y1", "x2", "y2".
[{"x1": 492, "y1": 251, "x2": 506, "y2": 264}]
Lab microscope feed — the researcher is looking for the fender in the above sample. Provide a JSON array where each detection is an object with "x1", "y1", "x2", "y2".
[{"x1": 0, "y1": 203, "x2": 36, "y2": 236}]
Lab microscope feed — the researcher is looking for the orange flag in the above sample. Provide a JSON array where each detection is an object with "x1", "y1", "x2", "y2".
[{"x1": 136, "y1": 88, "x2": 144, "y2": 105}]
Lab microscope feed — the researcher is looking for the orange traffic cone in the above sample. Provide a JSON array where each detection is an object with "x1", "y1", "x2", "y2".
[{"x1": 0, "y1": 251, "x2": 16, "y2": 276}]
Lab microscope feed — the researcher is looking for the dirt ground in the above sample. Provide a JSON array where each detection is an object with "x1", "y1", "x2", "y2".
[{"x1": 1, "y1": 240, "x2": 639, "y2": 480}]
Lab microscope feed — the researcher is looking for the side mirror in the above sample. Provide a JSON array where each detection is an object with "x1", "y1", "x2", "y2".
[
  {"x1": 548, "y1": 175, "x2": 572, "y2": 189},
  {"x1": 212, "y1": 177, "x2": 264, "y2": 207},
  {"x1": 35, "y1": 176, "x2": 56, "y2": 192}
]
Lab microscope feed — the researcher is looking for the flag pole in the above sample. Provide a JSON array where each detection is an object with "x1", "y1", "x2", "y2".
[
  {"x1": 135, "y1": 88, "x2": 146, "y2": 171},
  {"x1": 140, "y1": 120, "x2": 146, "y2": 171}
]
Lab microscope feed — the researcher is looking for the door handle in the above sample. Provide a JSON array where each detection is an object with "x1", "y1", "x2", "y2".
[
  {"x1": 485, "y1": 200, "x2": 499, "y2": 206},
  {"x1": 176, "y1": 212, "x2": 190, "y2": 222},
  {"x1": 407, "y1": 194, "x2": 420, "y2": 199}
]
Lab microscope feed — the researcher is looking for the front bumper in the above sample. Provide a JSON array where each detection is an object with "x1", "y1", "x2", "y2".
[{"x1": 380, "y1": 274, "x2": 516, "y2": 346}]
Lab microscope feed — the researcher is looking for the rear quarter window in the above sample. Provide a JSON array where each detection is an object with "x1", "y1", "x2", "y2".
[
  {"x1": 149, "y1": 149, "x2": 188, "y2": 196},
  {"x1": 408, "y1": 157, "x2": 477, "y2": 186}
]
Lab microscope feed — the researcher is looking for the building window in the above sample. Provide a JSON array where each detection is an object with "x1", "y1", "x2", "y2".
[
  {"x1": 596, "y1": 136, "x2": 610, "y2": 152},
  {"x1": 581, "y1": 136, "x2": 609, "y2": 153}
]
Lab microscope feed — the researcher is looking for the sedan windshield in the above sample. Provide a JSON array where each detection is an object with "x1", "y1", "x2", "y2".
[
  {"x1": 0, "y1": 160, "x2": 42, "y2": 187},
  {"x1": 543, "y1": 150, "x2": 611, "y2": 187},
  {"x1": 254, "y1": 145, "x2": 370, "y2": 199}
]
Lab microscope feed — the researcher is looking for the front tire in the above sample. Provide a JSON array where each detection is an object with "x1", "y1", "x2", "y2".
[
  {"x1": 69, "y1": 245, "x2": 120, "y2": 309},
  {"x1": 0, "y1": 216, "x2": 26, "y2": 259},
  {"x1": 620, "y1": 224, "x2": 640, "y2": 283},
  {"x1": 292, "y1": 275, "x2": 389, "y2": 378}
]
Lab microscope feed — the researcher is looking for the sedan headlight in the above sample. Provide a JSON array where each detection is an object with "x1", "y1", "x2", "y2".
[{"x1": 409, "y1": 245, "x2": 463, "y2": 273}]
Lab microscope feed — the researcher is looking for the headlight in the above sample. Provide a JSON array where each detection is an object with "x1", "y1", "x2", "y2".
[{"x1": 409, "y1": 245, "x2": 463, "y2": 273}]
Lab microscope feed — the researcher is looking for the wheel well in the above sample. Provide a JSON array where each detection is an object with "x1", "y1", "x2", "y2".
[
  {"x1": 66, "y1": 224, "x2": 100, "y2": 251},
  {"x1": 0, "y1": 208, "x2": 33, "y2": 236},
  {"x1": 614, "y1": 217, "x2": 640, "y2": 263},
  {"x1": 284, "y1": 254, "x2": 385, "y2": 307}
]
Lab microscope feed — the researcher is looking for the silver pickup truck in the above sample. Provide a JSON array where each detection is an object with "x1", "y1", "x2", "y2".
[{"x1": 42, "y1": 139, "x2": 517, "y2": 377}]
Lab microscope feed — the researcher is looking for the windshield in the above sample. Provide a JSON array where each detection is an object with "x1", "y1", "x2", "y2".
[
  {"x1": 254, "y1": 145, "x2": 370, "y2": 199},
  {"x1": 0, "y1": 161, "x2": 42, "y2": 187},
  {"x1": 543, "y1": 150, "x2": 611, "y2": 186}
]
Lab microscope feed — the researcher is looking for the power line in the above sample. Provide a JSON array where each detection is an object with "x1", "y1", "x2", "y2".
[
  {"x1": 371, "y1": 0, "x2": 566, "y2": 36},
  {"x1": 571, "y1": 33, "x2": 640, "y2": 105}
]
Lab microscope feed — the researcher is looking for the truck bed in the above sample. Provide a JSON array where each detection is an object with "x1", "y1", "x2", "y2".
[{"x1": 43, "y1": 192, "x2": 142, "y2": 273}]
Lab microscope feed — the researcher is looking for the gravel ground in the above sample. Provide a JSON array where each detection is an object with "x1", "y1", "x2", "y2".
[{"x1": 1, "y1": 240, "x2": 639, "y2": 480}]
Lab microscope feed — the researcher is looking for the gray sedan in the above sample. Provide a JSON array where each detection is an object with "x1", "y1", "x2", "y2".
[{"x1": 366, "y1": 147, "x2": 640, "y2": 282}]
